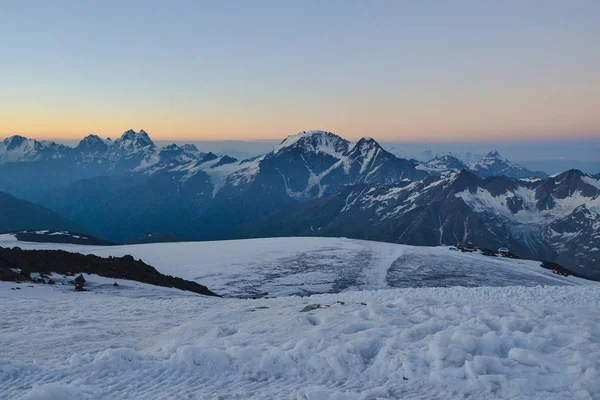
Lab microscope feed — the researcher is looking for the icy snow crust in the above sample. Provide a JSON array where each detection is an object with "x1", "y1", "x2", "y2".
[{"x1": 1, "y1": 237, "x2": 599, "y2": 399}]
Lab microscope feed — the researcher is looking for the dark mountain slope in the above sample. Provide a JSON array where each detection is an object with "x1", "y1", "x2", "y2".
[{"x1": 0, "y1": 192, "x2": 83, "y2": 233}]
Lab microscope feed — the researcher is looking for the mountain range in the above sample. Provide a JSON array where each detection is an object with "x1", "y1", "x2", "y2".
[{"x1": 1, "y1": 129, "x2": 598, "y2": 278}]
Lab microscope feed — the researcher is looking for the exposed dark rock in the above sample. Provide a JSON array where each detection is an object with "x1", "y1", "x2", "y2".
[
  {"x1": 74, "y1": 274, "x2": 86, "y2": 286},
  {"x1": 0, "y1": 246, "x2": 218, "y2": 296},
  {"x1": 540, "y1": 261, "x2": 586, "y2": 278},
  {"x1": 211, "y1": 155, "x2": 238, "y2": 168},
  {"x1": 300, "y1": 304, "x2": 321, "y2": 312},
  {"x1": 201, "y1": 152, "x2": 219, "y2": 163}
]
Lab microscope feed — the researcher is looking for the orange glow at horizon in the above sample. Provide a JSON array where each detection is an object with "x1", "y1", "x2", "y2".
[
  {"x1": 2, "y1": 74, "x2": 599, "y2": 143},
  {"x1": 2, "y1": 106, "x2": 599, "y2": 143}
]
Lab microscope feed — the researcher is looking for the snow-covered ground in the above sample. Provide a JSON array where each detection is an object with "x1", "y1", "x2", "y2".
[
  {"x1": 0, "y1": 235, "x2": 586, "y2": 298},
  {"x1": 1, "y1": 236, "x2": 599, "y2": 399},
  {"x1": 1, "y1": 279, "x2": 600, "y2": 399}
]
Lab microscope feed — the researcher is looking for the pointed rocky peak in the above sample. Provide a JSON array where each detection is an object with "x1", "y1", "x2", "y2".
[
  {"x1": 273, "y1": 130, "x2": 351, "y2": 156},
  {"x1": 179, "y1": 144, "x2": 205, "y2": 159},
  {"x1": 467, "y1": 150, "x2": 545, "y2": 179},
  {"x1": 77, "y1": 134, "x2": 107, "y2": 146},
  {"x1": 450, "y1": 169, "x2": 480, "y2": 192},
  {"x1": 3, "y1": 135, "x2": 29, "y2": 148},
  {"x1": 552, "y1": 169, "x2": 584, "y2": 180},
  {"x1": 211, "y1": 155, "x2": 238, "y2": 168},
  {"x1": 0, "y1": 136, "x2": 36, "y2": 159},
  {"x1": 201, "y1": 152, "x2": 219, "y2": 163},
  {"x1": 2, "y1": 135, "x2": 62, "y2": 151},
  {"x1": 120, "y1": 129, "x2": 136, "y2": 139},
  {"x1": 353, "y1": 137, "x2": 383, "y2": 152},
  {"x1": 478, "y1": 150, "x2": 508, "y2": 166},
  {"x1": 161, "y1": 143, "x2": 181, "y2": 152},
  {"x1": 79, "y1": 134, "x2": 103, "y2": 142},
  {"x1": 107, "y1": 129, "x2": 157, "y2": 161},
  {"x1": 345, "y1": 137, "x2": 391, "y2": 174},
  {"x1": 0, "y1": 135, "x2": 69, "y2": 163},
  {"x1": 181, "y1": 144, "x2": 199, "y2": 153},
  {"x1": 116, "y1": 129, "x2": 154, "y2": 147},
  {"x1": 118, "y1": 129, "x2": 154, "y2": 147},
  {"x1": 158, "y1": 144, "x2": 185, "y2": 163},
  {"x1": 356, "y1": 136, "x2": 380, "y2": 146},
  {"x1": 76, "y1": 134, "x2": 110, "y2": 156},
  {"x1": 535, "y1": 169, "x2": 596, "y2": 200},
  {"x1": 137, "y1": 129, "x2": 152, "y2": 144}
]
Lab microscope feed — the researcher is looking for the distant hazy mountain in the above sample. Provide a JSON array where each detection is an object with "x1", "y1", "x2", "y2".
[
  {"x1": 421, "y1": 154, "x2": 467, "y2": 173},
  {"x1": 415, "y1": 151, "x2": 546, "y2": 179},
  {"x1": 466, "y1": 150, "x2": 548, "y2": 179},
  {"x1": 0, "y1": 191, "x2": 82, "y2": 233}
]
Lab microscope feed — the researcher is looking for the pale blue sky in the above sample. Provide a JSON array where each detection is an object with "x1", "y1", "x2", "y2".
[{"x1": 1, "y1": 0, "x2": 599, "y2": 141}]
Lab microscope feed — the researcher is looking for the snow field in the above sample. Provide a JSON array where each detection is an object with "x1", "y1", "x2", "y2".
[
  {"x1": 1, "y1": 236, "x2": 598, "y2": 398},
  {"x1": 0, "y1": 236, "x2": 585, "y2": 298},
  {"x1": 2, "y1": 282, "x2": 600, "y2": 399}
]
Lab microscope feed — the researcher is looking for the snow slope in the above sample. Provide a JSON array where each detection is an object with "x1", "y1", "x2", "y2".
[
  {"x1": 0, "y1": 236, "x2": 587, "y2": 298},
  {"x1": 1, "y1": 280, "x2": 599, "y2": 399},
  {"x1": 1, "y1": 237, "x2": 599, "y2": 399}
]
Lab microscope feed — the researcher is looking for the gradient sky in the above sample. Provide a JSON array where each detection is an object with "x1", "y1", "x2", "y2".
[{"x1": 1, "y1": 0, "x2": 599, "y2": 141}]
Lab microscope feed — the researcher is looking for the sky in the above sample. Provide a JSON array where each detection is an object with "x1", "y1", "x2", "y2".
[{"x1": 1, "y1": 0, "x2": 599, "y2": 142}]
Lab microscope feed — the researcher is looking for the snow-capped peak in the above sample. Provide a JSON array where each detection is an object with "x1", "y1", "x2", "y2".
[
  {"x1": 118, "y1": 129, "x2": 154, "y2": 146},
  {"x1": 273, "y1": 130, "x2": 351, "y2": 156},
  {"x1": 466, "y1": 150, "x2": 508, "y2": 171},
  {"x1": 464, "y1": 150, "x2": 546, "y2": 179},
  {"x1": 115, "y1": 129, "x2": 155, "y2": 148},
  {"x1": 107, "y1": 129, "x2": 157, "y2": 162},
  {"x1": 353, "y1": 137, "x2": 381, "y2": 150},
  {"x1": 75, "y1": 134, "x2": 111, "y2": 157},
  {"x1": 1, "y1": 135, "x2": 37, "y2": 159},
  {"x1": 480, "y1": 150, "x2": 507, "y2": 164},
  {"x1": 158, "y1": 144, "x2": 191, "y2": 163},
  {"x1": 423, "y1": 154, "x2": 467, "y2": 172},
  {"x1": 181, "y1": 144, "x2": 200, "y2": 155},
  {"x1": 77, "y1": 134, "x2": 111, "y2": 147},
  {"x1": 79, "y1": 134, "x2": 103, "y2": 142},
  {"x1": 0, "y1": 135, "x2": 69, "y2": 163},
  {"x1": 3, "y1": 135, "x2": 29, "y2": 149}
]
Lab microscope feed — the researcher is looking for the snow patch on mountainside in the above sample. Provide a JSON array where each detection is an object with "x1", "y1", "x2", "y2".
[
  {"x1": 171, "y1": 154, "x2": 264, "y2": 197},
  {"x1": 583, "y1": 175, "x2": 600, "y2": 190},
  {"x1": 456, "y1": 187, "x2": 600, "y2": 224}
]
